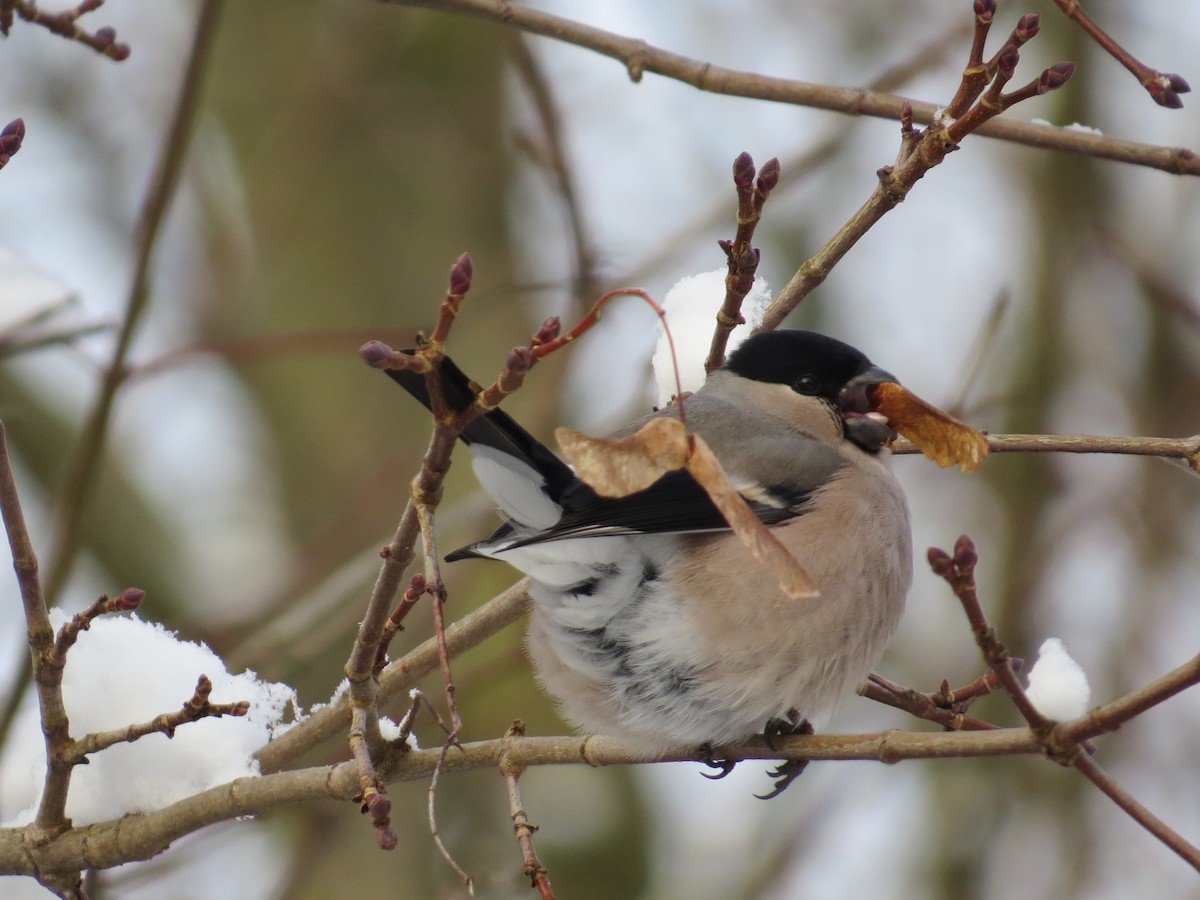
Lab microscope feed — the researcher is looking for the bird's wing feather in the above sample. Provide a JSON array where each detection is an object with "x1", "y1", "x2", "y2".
[{"x1": 385, "y1": 356, "x2": 577, "y2": 504}]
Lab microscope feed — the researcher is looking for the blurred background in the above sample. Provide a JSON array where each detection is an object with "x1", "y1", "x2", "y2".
[{"x1": 1, "y1": 1, "x2": 1199, "y2": 897}]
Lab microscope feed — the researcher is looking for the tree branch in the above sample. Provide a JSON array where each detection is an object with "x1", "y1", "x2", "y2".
[
  {"x1": 930, "y1": 536, "x2": 1200, "y2": 872},
  {"x1": 1049, "y1": 0, "x2": 1190, "y2": 108},
  {"x1": 42, "y1": 0, "x2": 224, "y2": 606},
  {"x1": 891, "y1": 432, "x2": 1200, "y2": 473},
  {"x1": 380, "y1": 0, "x2": 1200, "y2": 177},
  {"x1": 8, "y1": 646, "x2": 1200, "y2": 879}
]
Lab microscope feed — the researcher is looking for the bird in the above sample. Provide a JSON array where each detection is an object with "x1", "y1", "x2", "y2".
[{"x1": 385, "y1": 329, "x2": 913, "y2": 795}]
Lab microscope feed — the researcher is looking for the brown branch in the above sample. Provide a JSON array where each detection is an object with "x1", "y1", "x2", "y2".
[
  {"x1": 348, "y1": 255, "x2": 596, "y2": 853},
  {"x1": 508, "y1": 33, "x2": 601, "y2": 309},
  {"x1": 619, "y1": 15, "x2": 971, "y2": 290},
  {"x1": 380, "y1": 0, "x2": 1200, "y2": 177},
  {"x1": 43, "y1": 0, "x2": 223, "y2": 607},
  {"x1": 340, "y1": 255, "x2": 478, "y2": 852},
  {"x1": 500, "y1": 721, "x2": 555, "y2": 899},
  {"x1": 5, "y1": 0, "x2": 130, "y2": 60},
  {"x1": 348, "y1": 704, "x2": 396, "y2": 850},
  {"x1": 0, "y1": 319, "x2": 114, "y2": 359},
  {"x1": 1061, "y1": 652, "x2": 1200, "y2": 745},
  {"x1": 0, "y1": 419, "x2": 73, "y2": 843},
  {"x1": 928, "y1": 537, "x2": 1049, "y2": 727},
  {"x1": 756, "y1": 10, "x2": 1074, "y2": 329},
  {"x1": 890, "y1": 432, "x2": 1200, "y2": 473},
  {"x1": 255, "y1": 579, "x2": 530, "y2": 775},
  {"x1": 1071, "y1": 755, "x2": 1200, "y2": 869},
  {"x1": 704, "y1": 153, "x2": 779, "y2": 373},
  {"x1": 50, "y1": 588, "x2": 144, "y2": 661},
  {"x1": 861, "y1": 672, "x2": 999, "y2": 732},
  {"x1": 929, "y1": 536, "x2": 1200, "y2": 873},
  {"x1": 1050, "y1": 0, "x2": 1190, "y2": 108},
  {"x1": 373, "y1": 573, "x2": 426, "y2": 676},
  {"x1": 11, "y1": 654, "x2": 1200, "y2": 884},
  {"x1": 428, "y1": 739, "x2": 473, "y2": 890},
  {"x1": 72, "y1": 674, "x2": 249, "y2": 760}
]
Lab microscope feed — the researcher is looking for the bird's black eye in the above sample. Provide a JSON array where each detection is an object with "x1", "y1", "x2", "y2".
[{"x1": 793, "y1": 374, "x2": 821, "y2": 395}]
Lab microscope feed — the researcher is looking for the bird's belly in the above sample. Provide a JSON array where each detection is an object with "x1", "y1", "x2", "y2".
[{"x1": 523, "y1": 482, "x2": 911, "y2": 753}]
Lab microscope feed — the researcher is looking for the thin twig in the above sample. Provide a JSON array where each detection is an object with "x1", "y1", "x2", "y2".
[
  {"x1": 619, "y1": 15, "x2": 971, "y2": 289},
  {"x1": 1060, "y1": 652, "x2": 1200, "y2": 745},
  {"x1": 890, "y1": 432, "x2": 1200, "y2": 473},
  {"x1": 500, "y1": 721, "x2": 555, "y2": 899},
  {"x1": 861, "y1": 673, "x2": 999, "y2": 731},
  {"x1": 0, "y1": 419, "x2": 73, "y2": 841},
  {"x1": 417, "y1": 503, "x2": 462, "y2": 735},
  {"x1": 1072, "y1": 754, "x2": 1200, "y2": 870},
  {"x1": 928, "y1": 537, "x2": 1049, "y2": 727},
  {"x1": 429, "y1": 738, "x2": 474, "y2": 892},
  {"x1": 373, "y1": 573, "x2": 426, "y2": 676},
  {"x1": 73, "y1": 674, "x2": 249, "y2": 760},
  {"x1": 348, "y1": 704, "x2": 396, "y2": 850},
  {"x1": 255, "y1": 580, "x2": 530, "y2": 775},
  {"x1": 929, "y1": 536, "x2": 1200, "y2": 873},
  {"x1": 6, "y1": 0, "x2": 130, "y2": 60},
  {"x1": 704, "y1": 153, "x2": 778, "y2": 373},
  {"x1": 757, "y1": 10, "x2": 1075, "y2": 330},
  {"x1": 508, "y1": 33, "x2": 600, "y2": 309},
  {"x1": 379, "y1": 0, "x2": 1200, "y2": 177},
  {"x1": 43, "y1": 0, "x2": 224, "y2": 607},
  {"x1": 1050, "y1": 0, "x2": 1190, "y2": 108},
  {"x1": 0, "y1": 320, "x2": 115, "y2": 358}
]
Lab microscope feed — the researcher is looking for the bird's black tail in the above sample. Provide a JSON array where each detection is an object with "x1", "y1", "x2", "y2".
[{"x1": 384, "y1": 354, "x2": 576, "y2": 503}]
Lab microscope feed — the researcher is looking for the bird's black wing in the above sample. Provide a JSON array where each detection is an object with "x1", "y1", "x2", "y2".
[
  {"x1": 385, "y1": 355, "x2": 577, "y2": 503},
  {"x1": 447, "y1": 470, "x2": 815, "y2": 559}
]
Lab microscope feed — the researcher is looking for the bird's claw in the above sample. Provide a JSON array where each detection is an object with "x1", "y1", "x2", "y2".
[
  {"x1": 756, "y1": 714, "x2": 814, "y2": 797},
  {"x1": 755, "y1": 759, "x2": 810, "y2": 800},
  {"x1": 698, "y1": 742, "x2": 738, "y2": 780}
]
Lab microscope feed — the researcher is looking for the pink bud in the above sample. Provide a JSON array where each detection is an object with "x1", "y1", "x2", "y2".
[
  {"x1": 756, "y1": 157, "x2": 780, "y2": 193},
  {"x1": 1042, "y1": 61, "x2": 1075, "y2": 91},
  {"x1": 449, "y1": 252, "x2": 473, "y2": 296},
  {"x1": 926, "y1": 547, "x2": 954, "y2": 578},
  {"x1": 953, "y1": 535, "x2": 978, "y2": 571},
  {"x1": 534, "y1": 316, "x2": 561, "y2": 344},
  {"x1": 506, "y1": 346, "x2": 532, "y2": 374},
  {"x1": 732, "y1": 151, "x2": 755, "y2": 189},
  {"x1": 114, "y1": 587, "x2": 145, "y2": 611},
  {"x1": 360, "y1": 340, "x2": 394, "y2": 367},
  {"x1": 378, "y1": 827, "x2": 399, "y2": 851},
  {"x1": 1014, "y1": 13, "x2": 1039, "y2": 42}
]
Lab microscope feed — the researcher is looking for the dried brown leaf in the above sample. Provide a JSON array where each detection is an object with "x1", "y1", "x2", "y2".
[
  {"x1": 557, "y1": 418, "x2": 818, "y2": 600},
  {"x1": 555, "y1": 418, "x2": 691, "y2": 498},
  {"x1": 870, "y1": 382, "x2": 988, "y2": 472},
  {"x1": 685, "y1": 436, "x2": 819, "y2": 600}
]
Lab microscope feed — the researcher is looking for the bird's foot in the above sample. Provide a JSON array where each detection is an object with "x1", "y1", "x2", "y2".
[
  {"x1": 756, "y1": 714, "x2": 814, "y2": 799},
  {"x1": 698, "y1": 742, "x2": 737, "y2": 780},
  {"x1": 755, "y1": 759, "x2": 811, "y2": 799}
]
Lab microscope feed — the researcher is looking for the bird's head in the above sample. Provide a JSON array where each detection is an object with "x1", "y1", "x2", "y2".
[{"x1": 723, "y1": 329, "x2": 899, "y2": 453}]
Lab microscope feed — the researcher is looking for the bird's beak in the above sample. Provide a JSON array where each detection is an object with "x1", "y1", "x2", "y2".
[{"x1": 838, "y1": 366, "x2": 899, "y2": 450}]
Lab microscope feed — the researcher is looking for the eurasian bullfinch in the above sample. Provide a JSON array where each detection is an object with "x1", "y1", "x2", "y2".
[{"x1": 387, "y1": 329, "x2": 912, "y2": 795}]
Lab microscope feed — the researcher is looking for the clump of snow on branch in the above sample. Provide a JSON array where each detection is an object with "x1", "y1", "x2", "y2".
[
  {"x1": 652, "y1": 268, "x2": 770, "y2": 406},
  {"x1": 0, "y1": 612, "x2": 298, "y2": 827},
  {"x1": 1024, "y1": 637, "x2": 1092, "y2": 721}
]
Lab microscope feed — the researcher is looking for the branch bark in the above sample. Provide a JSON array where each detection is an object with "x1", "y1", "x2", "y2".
[{"x1": 380, "y1": 0, "x2": 1200, "y2": 176}]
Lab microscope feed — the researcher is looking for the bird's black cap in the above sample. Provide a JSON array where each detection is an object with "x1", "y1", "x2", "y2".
[{"x1": 724, "y1": 330, "x2": 880, "y2": 402}]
